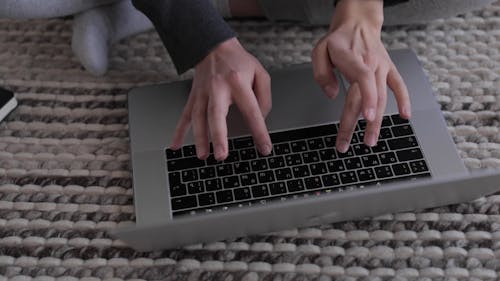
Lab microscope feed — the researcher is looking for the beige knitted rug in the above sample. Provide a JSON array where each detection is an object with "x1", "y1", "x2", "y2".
[{"x1": 0, "y1": 2, "x2": 499, "y2": 281}]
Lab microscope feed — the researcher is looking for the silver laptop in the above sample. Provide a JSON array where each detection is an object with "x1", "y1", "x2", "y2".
[{"x1": 110, "y1": 49, "x2": 500, "y2": 251}]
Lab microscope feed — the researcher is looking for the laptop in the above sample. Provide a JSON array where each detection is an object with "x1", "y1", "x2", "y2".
[{"x1": 110, "y1": 49, "x2": 500, "y2": 251}]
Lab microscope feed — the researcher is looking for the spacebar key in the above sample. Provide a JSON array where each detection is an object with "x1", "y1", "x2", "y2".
[{"x1": 167, "y1": 157, "x2": 205, "y2": 171}]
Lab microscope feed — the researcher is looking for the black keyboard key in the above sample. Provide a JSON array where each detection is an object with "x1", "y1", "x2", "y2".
[
  {"x1": 251, "y1": 185, "x2": 269, "y2": 198},
  {"x1": 251, "y1": 159, "x2": 268, "y2": 171},
  {"x1": 181, "y1": 169, "x2": 198, "y2": 182},
  {"x1": 206, "y1": 155, "x2": 221, "y2": 166},
  {"x1": 381, "y1": 116, "x2": 392, "y2": 127},
  {"x1": 223, "y1": 176, "x2": 240, "y2": 189},
  {"x1": 344, "y1": 157, "x2": 362, "y2": 169},
  {"x1": 358, "y1": 120, "x2": 367, "y2": 130},
  {"x1": 375, "y1": 166, "x2": 394, "y2": 178},
  {"x1": 292, "y1": 165, "x2": 310, "y2": 178},
  {"x1": 397, "y1": 148, "x2": 424, "y2": 161},
  {"x1": 188, "y1": 181, "x2": 204, "y2": 194},
  {"x1": 287, "y1": 179, "x2": 305, "y2": 192},
  {"x1": 350, "y1": 133, "x2": 359, "y2": 144},
  {"x1": 268, "y1": 156, "x2": 285, "y2": 169},
  {"x1": 379, "y1": 152, "x2": 398, "y2": 164},
  {"x1": 340, "y1": 171, "x2": 358, "y2": 184},
  {"x1": 338, "y1": 147, "x2": 355, "y2": 158},
  {"x1": 240, "y1": 148, "x2": 257, "y2": 160},
  {"x1": 392, "y1": 163, "x2": 411, "y2": 176},
  {"x1": 169, "y1": 183, "x2": 187, "y2": 197},
  {"x1": 410, "y1": 160, "x2": 429, "y2": 173},
  {"x1": 166, "y1": 148, "x2": 182, "y2": 159},
  {"x1": 310, "y1": 163, "x2": 328, "y2": 175},
  {"x1": 353, "y1": 144, "x2": 371, "y2": 155},
  {"x1": 234, "y1": 187, "x2": 251, "y2": 200},
  {"x1": 319, "y1": 149, "x2": 337, "y2": 161},
  {"x1": 327, "y1": 160, "x2": 345, "y2": 172},
  {"x1": 198, "y1": 193, "x2": 215, "y2": 206},
  {"x1": 182, "y1": 145, "x2": 197, "y2": 157},
  {"x1": 387, "y1": 136, "x2": 418, "y2": 150},
  {"x1": 308, "y1": 138, "x2": 325, "y2": 150},
  {"x1": 167, "y1": 157, "x2": 205, "y2": 171},
  {"x1": 199, "y1": 167, "x2": 216, "y2": 179},
  {"x1": 274, "y1": 143, "x2": 291, "y2": 155},
  {"x1": 291, "y1": 140, "x2": 308, "y2": 153},
  {"x1": 304, "y1": 176, "x2": 323, "y2": 189},
  {"x1": 379, "y1": 128, "x2": 392, "y2": 139},
  {"x1": 234, "y1": 136, "x2": 254, "y2": 149},
  {"x1": 357, "y1": 168, "x2": 375, "y2": 181},
  {"x1": 216, "y1": 190, "x2": 234, "y2": 203},
  {"x1": 224, "y1": 151, "x2": 240, "y2": 163},
  {"x1": 216, "y1": 164, "x2": 233, "y2": 177},
  {"x1": 285, "y1": 154, "x2": 302, "y2": 166},
  {"x1": 258, "y1": 171, "x2": 275, "y2": 183},
  {"x1": 205, "y1": 178, "x2": 222, "y2": 191},
  {"x1": 391, "y1": 115, "x2": 409, "y2": 125},
  {"x1": 322, "y1": 174, "x2": 340, "y2": 187},
  {"x1": 361, "y1": 155, "x2": 380, "y2": 167},
  {"x1": 372, "y1": 140, "x2": 389, "y2": 153},
  {"x1": 270, "y1": 123, "x2": 337, "y2": 143},
  {"x1": 275, "y1": 168, "x2": 293, "y2": 181},
  {"x1": 269, "y1": 182, "x2": 287, "y2": 195},
  {"x1": 357, "y1": 131, "x2": 365, "y2": 141},
  {"x1": 324, "y1": 135, "x2": 336, "y2": 147},
  {"x1": 240, "y1": 173, "x2": 258, "y2": 186},
  {"x1": 169, "y1": 172, "x2": 182, "y2": 186},
  {"x1": 302, "y1": 151, "x2": 320, "y2": 163},
  {"x1": 392, "y1": 124, "x2": 413, "y2": 137},
  {"x1": 234, "y1": 162, "x2": 251, "y2": 174},
  {"x1": 171, "y1": 195, "x2": 197, "y2": 210}
]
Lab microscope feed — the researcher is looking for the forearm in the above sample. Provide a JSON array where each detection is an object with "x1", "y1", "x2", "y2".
[{"x1": 132, "y1": 0, "x2": 237, "y2": 74}]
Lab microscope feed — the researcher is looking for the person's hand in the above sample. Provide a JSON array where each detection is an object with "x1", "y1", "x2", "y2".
[
  {"x1": 170, "y1": 37, "x2": 273, "y2": 161},
  {"x1": 311, "y1": 0, "x2": 411, "y2": 153}
]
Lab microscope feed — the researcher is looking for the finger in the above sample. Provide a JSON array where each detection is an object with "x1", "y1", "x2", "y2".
[
  {"x1": 364, "y1": 68, "x2": 388, "y2": 147},
  {"x1": 387, "y1": 63, "x2": 411, "y2": 119},
  {"x1": 170, "y1": 92, "x2": 195, "y2": 150},
  {"x1": 329, "y1": 49, "x2": 377, "y2": 122},
  {"x1": 336, "y1": 83, "x2": 362, "y2": 153},
  {"x1": 229, "y1": 73, "x2": 272, "y2": 155},
  {"x1": 253, "y1": 66, "x2": 272, "y2": 117},
  {"x1": 191, "y1": 97, "x2": 210, "y2": 159},
  {"x1": 207, "y1": 84, "x2": 231, "y2": 161},
  {"x1": 312, "y1": 40, "x2": 339, "y2": 99}
]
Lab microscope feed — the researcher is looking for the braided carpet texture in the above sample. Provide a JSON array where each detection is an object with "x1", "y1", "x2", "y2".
[{"x1": 0, "y1": 1, "x2": 500, "y2": 280}]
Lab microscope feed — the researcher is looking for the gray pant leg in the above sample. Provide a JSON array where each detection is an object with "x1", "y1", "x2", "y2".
[
  {"x1": 0, "y1": 0, "x2": 117, "y2": 19},
  {"x1": 384, "y1": 0, "x2": 496, "y2": 26},
  {"x1": 258, "y1": 0, "x2": 335, "y2": 25},
  {"x1": 259, "y1": 0, "x2": 495, "y2": 26}
]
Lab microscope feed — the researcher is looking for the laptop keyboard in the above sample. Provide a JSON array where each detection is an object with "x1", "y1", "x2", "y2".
[{"x1": 165, "y1": 114, "x2": 431, "y2": 217}]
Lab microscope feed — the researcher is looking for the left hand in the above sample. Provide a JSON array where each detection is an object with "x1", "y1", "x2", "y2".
[{"x1": 311, "y1": 0, "x2": 411, "y2": 153}]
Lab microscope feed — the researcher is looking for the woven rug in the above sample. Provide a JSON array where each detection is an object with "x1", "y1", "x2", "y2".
[{"x1": 0, "y1": 1, "x2": 499, "y2": 280}]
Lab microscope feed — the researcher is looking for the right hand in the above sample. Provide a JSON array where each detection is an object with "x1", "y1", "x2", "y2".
[
  {"x1": 311, "y1": 0, "x2": 411, "y2": 153},
  {"x1": 170, "y1": 38, "x2": 273, "y2": 161}
]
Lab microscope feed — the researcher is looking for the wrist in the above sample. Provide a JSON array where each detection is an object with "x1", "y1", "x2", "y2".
[{"x1": 331, "y1": 0, "x2": 384, "y2": 31}]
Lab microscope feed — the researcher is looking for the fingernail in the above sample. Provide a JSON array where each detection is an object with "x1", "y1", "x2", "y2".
[
  {"x1": 215, "y1": 144, "x2": 225, "y2": 160},
  {"x1": 337, "y1": 139, "x2": 349, "y2": 153},
  {"x1": 259, "y1": 144, "x2": 272, "y2": 155},
  {"x1": 366, "y1": 109, "x2": 376, "y2": 121},
  {"x1": 366, "y1": 133, "x2": 377, "y2": 147},
  {"x1": 324, "y1": 85, "x2": 337, "y2": 98},
  {"x1": 403, "y1": 106, "x2": 411, "y2": 118}
]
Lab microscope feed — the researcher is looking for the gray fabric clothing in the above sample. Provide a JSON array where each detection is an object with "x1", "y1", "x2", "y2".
[
  {"x1": 132, "y1": 0, "x2": 237, "y2": 74},
  {"x1": 258, "y1": 0, "x2": 494, "y2": 26},
  {"x1": 258, "y1": 0, "x2": 410, "y2": 25}
]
